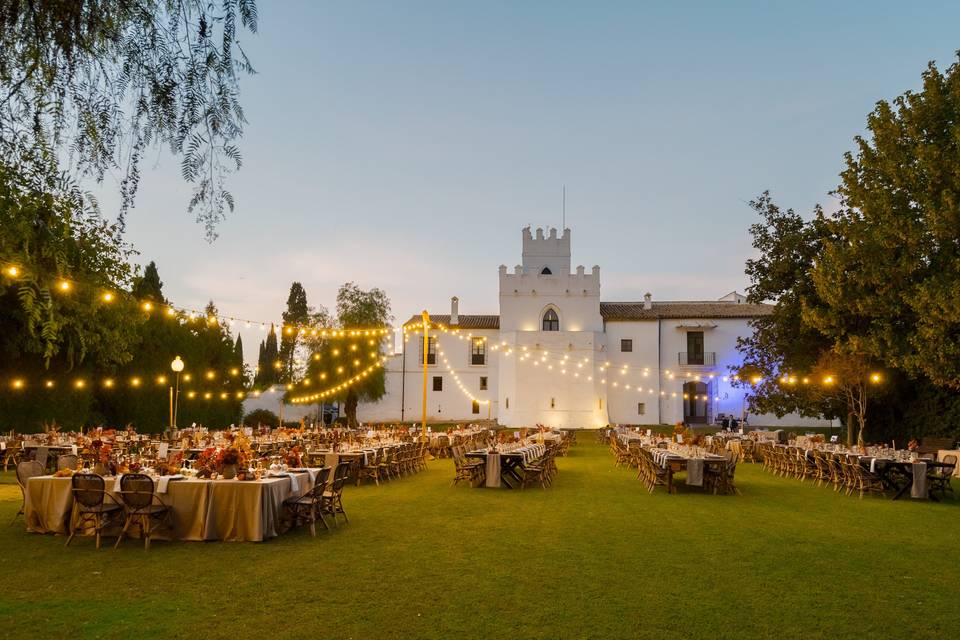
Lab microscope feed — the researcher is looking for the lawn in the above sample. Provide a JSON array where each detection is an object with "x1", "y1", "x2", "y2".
[{"x1": 1, "y1": 441, "x2": 957, "y2": 640}]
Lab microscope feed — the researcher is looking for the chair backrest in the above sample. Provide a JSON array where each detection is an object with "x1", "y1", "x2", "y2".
[
  {"x1": 119, "y1": 473, "x2": 155, "y2": 509},
  {"x1": 71, "y1": 473, "x2": 107, "y2": 508},
  {"x1": 57, "y1": 454, "x2": 78, "y2": 470},
  {"x1": 312, "y1": 467, "x2": 332, "y2": 497},
  {"x1": 34, "y1": 446, "x2": 49, "y2": 467},
  {"x1": 940, "y1": 454, "x2": 957, "y2": 476},
  {"x1": 16, "y1": 460, "x2": 44, "y2": 488}
]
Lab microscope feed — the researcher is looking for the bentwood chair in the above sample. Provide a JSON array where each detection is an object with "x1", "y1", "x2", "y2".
[
  {"x1": 322, "y1": 464, "x2": 350, "y2": 526},
  {"x1": 452, "y1": 446, "x2": 484, "y2": 486},
  {"x1": 66, "y1": 473, "x2": 122, "y2": 549},
  {"x1": 928, "y1": 454, "x2": 956, "y2": 499},
  {"x1": 358, "y1": 448, "x2": 382, "y2": 486},
  {"x1": 2, "y1": 441, "x2": 22, "y2": 472},
  {"x1": 115, "y1": 473, "x2": 173, "y2": 550},
  {"x1": 283, "y1": 467, "x2": 332, "y2": 536},
  {"x1": 12, "y1": 460, "x2": 44, "y2": 524}
]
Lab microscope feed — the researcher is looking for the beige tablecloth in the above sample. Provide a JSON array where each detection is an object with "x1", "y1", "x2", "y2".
[{"x1": 25, "y1": 471, "x2": 313, "y2": 542}]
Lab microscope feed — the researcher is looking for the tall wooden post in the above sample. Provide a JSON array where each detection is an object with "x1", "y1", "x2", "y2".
[{"x1": 421, "y1": 310, "x2": 430, "y2": 435}]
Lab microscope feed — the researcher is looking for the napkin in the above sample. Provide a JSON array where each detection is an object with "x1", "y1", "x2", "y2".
[{"x1": 157, "y1": 474, "x2": 185, "y2": 494}]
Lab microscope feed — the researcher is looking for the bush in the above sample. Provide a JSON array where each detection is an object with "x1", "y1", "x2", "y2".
[{"x1": 243, "y1": 408, "x2": 279, "y2": 428}]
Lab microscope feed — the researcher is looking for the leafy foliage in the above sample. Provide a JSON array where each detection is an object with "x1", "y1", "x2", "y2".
[
  {"x1": 294, "y1": 282, "x2": 392, "y2": 427},
  {"x1": 277, "y1": 282, "x2": 309, "y2": 382},
  {"x1": 811, "y1": 55, "x2": 960, "y2": 389},
  {"x1": 253, "y1": 323, "x2": 279, "y2": 389},
  {"x1": 0, "y1": 0, "x2": 258, "y2": 239},
  {"x1": 0, "y1": 155, "x2": 141, "y2": 369}
]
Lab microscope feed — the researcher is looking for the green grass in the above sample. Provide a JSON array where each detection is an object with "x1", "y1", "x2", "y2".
[{"x1": 1, "y1": 442, "x2": 958, "y2": 639}]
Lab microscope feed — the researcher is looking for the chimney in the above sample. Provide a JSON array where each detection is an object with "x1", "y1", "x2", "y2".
[
  {"x1": 450, "y1": 296, "x2": 459, "y2": 325},
  {"x1": 643, "y1": 292, "x2": 652, "y2": 310}
]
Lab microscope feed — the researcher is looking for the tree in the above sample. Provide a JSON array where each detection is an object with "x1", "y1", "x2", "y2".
[
  {"x1": 733, "y1": 193, "x2": 844, "y2": 423},
  {"x1": 733, "y1": 193, "x2": 891, "y2": 445},
  {"x1": 0, "y1": 0, "x2": 258, "y2": 239},
  {"x1": 293, "y1": 283, "x2": 391, "y2": 427},
  {"x1": 811, "y1": 55, "x2": 960, "y2": 389},
  {"x1": 254, "y1": 323, "x2": 279, "y2": 388},
  {"x1": 132, "y1": 262, "x2": 165, "y2": 302},
  {"x1": 810, "y1": 352, "x2": 884, "y2": 448},
  {"x1": 0, "y1": 155, "x2": 141, "y2": 369},
  {"x1": 277, "y1": 282, "x2": 309, "y2": 382},
  {"x1": 233, "y1": 334, "x2": 244, "y2": 368}
]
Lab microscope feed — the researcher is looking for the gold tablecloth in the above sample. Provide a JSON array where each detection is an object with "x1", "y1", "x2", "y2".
[{"x1": 24, "y1": 471, "x2": 313, "y2": 542}]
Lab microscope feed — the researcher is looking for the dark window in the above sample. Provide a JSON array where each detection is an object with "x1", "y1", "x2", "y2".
[
  {"x1": 621, "y1": 338, "x2": 633, "y2": 352},
  {"x1": 542, "y1": 308, "x2": 559, "y2": 331},
  {"x1": 471, "y1": 337, "x2": 486, "y2": 365},
  {"x1": 471, "y1": 400, "x2": 480, "y2": 414},
  {"x1": 432, "y1": 376, "x2": 442, "y2": 391},
  {"x1": 540, "y1": 266, "x2": 552, "y2": 275},
  {"x1": 420, "y1": 336, "x2": 437, "y2": 365},
  {"x1": 638, "y1": 402, "x2": 646, "y2": 415},
  {"x1": 550, "y1": 397, "x2": 556, "y2": 409},
  {"x1": 505, "y1": 397, "x2": 509, "y2": 409},
  {"x1": 479, "y1": 376, "x2": 488, "y2": 391},
  {"x1": 687, "y1": 331, "x2": 704, "y2": 365}
]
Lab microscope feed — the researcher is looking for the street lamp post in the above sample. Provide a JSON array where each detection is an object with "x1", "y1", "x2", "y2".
[{"x1": 170, "y1": 356, "x2": 185, "y2": 437}]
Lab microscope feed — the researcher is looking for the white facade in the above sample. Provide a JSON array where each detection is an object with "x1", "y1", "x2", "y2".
[{"x1": 357, "y1": 227, "x2": 831, "y2": 430}]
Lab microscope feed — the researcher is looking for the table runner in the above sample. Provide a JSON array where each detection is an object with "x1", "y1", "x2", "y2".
[
  {"x1": 686, "y1": 458, "x2": 704, "y2": 486},
  {"x1": 485, "y1": 453, "x2": 501, "y2": 488},
  {"x1": 911, "y1": 462, "x2": 928, "y2": 499}
]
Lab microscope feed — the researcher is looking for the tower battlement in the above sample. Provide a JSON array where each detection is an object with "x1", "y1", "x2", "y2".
[{"x1": 521, "y1": 226, "x2": 571, "y2": 274}]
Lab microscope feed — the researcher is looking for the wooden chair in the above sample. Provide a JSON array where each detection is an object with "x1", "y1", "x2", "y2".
[
  {"x1": 57, "y1": 454, "x2": 79, "y2": 470},
  {"x1": 66, "y1": 473, "x2": 122, "y2": 549},
  {"x1": 357, "y1": 448, "x2": 382, "y2": 486},
  {"x1": 322, "y1": 464, "x2": 350, "y2": 526},
  {"x1": 452, "y1": 447, "x2": 484, "y2": 486},
  {"x1": 12, "y1": 460, "x2": 44, "y2": 524},
  {"x1": 115, "y1": 474, "x2": 173, "y2": 550},
  {"x1": 928, "y1": 454, "x2": 956, "y2": 499},
  {"x1": 283, "y1": 467, "x2": 332, "y2": 536},
  {"x1": 850, "y1": 458, "x2": 885, "y2": 499},
  {"x1": 2, "y1": 441, "x2": 22, "y2": 471}
]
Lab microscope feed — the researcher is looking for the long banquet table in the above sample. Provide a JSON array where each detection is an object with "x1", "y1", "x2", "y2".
[
  {"x1": 649, "y1": 448, "x2": 727, "y2": 492},
  {"x1": 25, "y1": 470, "x2": 315, "y2": 542},
  {"x1": 465, "y1": 444, "x2": 546, "y2": 489}
]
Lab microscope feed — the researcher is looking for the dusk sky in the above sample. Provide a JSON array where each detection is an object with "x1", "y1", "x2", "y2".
[{"x1": 93, "y1": 1, "x2": 960, "y2": 363}]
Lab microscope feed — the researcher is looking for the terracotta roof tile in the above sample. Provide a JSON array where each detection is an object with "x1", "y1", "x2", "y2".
[
  {"x1": 402, "y1": 314, "x2": 500, "y2": 329},
  {"x1": 600, "y1": 301, "x2": 772, "y2": 320}
]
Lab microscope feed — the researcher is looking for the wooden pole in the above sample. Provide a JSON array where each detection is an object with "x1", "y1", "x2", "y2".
[{"x1": 422, "y1": 311, "x2": 430, "y2": 436}]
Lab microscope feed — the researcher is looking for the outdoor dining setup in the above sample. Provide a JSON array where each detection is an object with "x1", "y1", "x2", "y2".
[
  {"x1": 609, "y1": 428, "x2": 739, "y2": 495},
  {"x1": 453, "y1": 428, "x2": 570, "y2": 489},
  {"x1": 8, "y1": 422, "x2": 482, "y2": 547},
  {"x1": 756, "y1": 439, "x2": 956, "y2": 501}
]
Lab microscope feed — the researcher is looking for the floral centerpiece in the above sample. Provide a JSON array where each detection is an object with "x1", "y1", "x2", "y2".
[{"x1": 284, "y1": 445, "x2": 302, "y2": 467}]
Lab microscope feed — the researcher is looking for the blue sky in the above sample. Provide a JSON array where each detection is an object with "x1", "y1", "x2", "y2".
[{"x1": 96, "y1": 1, "x2": 960, "y2": 361}]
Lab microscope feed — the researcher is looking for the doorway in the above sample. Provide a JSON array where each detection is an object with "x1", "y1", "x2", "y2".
[{"x1": 683, "y1": 381, "x2": 708, "y2": 424}]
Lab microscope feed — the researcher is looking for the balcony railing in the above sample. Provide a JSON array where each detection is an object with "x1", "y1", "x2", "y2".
[{"x1": 678, "y1": 351, "x2": 716, "y2": 366}]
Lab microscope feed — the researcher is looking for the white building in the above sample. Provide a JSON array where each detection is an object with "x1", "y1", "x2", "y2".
[{"x1": 358, "y1": 227, "x2": 829, "y2": 430}]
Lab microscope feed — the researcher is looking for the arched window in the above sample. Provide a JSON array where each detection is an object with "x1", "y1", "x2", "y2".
[
  {"x1": 542, "y1": 308, "x2": 560, "y2": 331},
  {"x1": 540, "y1": 266, "x2": 552, "y2": 275}
]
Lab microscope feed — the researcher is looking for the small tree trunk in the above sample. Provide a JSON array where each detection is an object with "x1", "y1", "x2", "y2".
[
  {"x1": 345, "y1": 389, "x2": 359, "y2": 428},
  {"x1": 846, "y1": 411, "x2": 855, "y2": 447}
]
